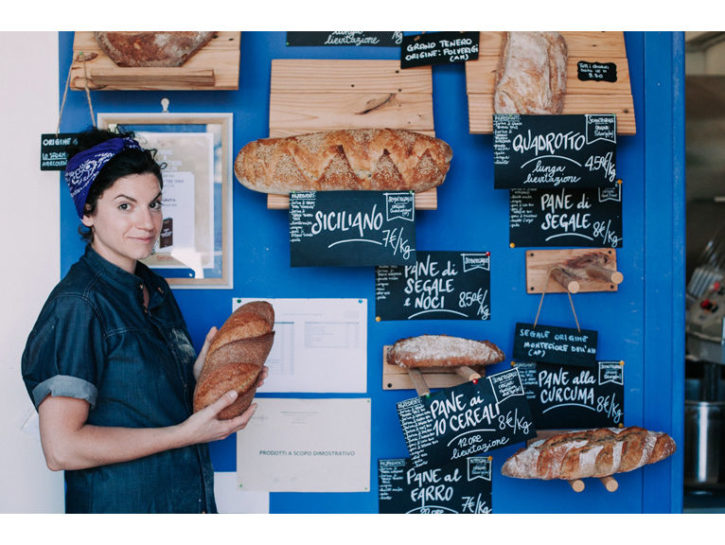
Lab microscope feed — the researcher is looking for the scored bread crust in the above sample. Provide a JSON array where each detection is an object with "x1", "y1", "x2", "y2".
[
  {"x1": 93, "y1": 31, "x2": 215, "y2": 67},
  {"x1": 388, "y1": 334, "x2": 506, "y2": 368},
  {"x1": 493, "y1": 31, "x2": 568, "y2": 114},
  {"x1": 234, "y1": 128, "x2": 453, "y2": 194},
  {"x1": 501, "y1": 426, "x2": 676, "y2": 480},
  {"x1": 193, "y1": 301, "x2": 275, "y2": 419}
]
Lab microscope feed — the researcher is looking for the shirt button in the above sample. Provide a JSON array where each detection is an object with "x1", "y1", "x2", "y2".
[{"x1": 139, "y1": 284, "x2": 144, "y2": 290}]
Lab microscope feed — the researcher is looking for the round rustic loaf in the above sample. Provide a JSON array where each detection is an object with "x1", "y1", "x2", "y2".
[{"x1": 193, "y1": 301, "x2": 275, "y2": 419}]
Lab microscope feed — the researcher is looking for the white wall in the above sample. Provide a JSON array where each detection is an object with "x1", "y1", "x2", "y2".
[{"x1": 0, "y1": 31, "x2": 64, "y2": 512}]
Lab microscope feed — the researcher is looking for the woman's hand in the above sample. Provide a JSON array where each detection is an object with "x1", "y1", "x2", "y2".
[
  {"x1": 193, "y1": 327, "x2": 217, "y2": 381},
  {"x1": 178, "y1": 390, "x2": 258, "y2": 445}
]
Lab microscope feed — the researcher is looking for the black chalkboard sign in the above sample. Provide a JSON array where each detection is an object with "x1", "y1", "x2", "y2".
[
  {"x1": 286, "y1": 31, "x2": 403, "y2": 47},
  {"x1": 375, "y1": 251, "x2": 491, "y2": 320},
  {"x1": 493, "y1": 114, "x2": 617, "y2": 189},
  {"x1": 378, "y1": 457, "x2": 492, "y2": 514},
  {"x1": 513, "y1": 322, "x2": 598, "y2": 367},
  {"x1": 510, "y1": 185, "x2": 623, "y2": 248},
  {"x1": 400, "y1": 32, "x2": 480, "y2": 68},
  {"x1": 289, "y1": 191, "x2": 416, "y2": 267},
  {"x1": 40, "y1": 133, "x2": 79, "y2": 171},
  {"x1": 577, "y1": 61, "x2": 618, "y2": 82},
  {"x1": 516, "y1": 361, "x2": 624, "y2": 429},
  {"x1": 396, "y1": 368, "x2": 536, "y2": 468}
]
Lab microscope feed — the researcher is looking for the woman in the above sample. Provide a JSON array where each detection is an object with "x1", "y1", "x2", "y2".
[{"x1": 21, "y1": 128, "x2": 264, "y2": 513}]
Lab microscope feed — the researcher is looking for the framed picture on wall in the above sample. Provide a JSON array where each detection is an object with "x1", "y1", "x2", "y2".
[{"x1": 98, "y1": 112, "x2": 233, "y2": 289}]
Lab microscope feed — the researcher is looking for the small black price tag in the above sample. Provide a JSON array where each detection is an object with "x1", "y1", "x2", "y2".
[
  {"x1": 513, "y1": 322, "x2": 598, "y2": 367},
  {"x1": 40, "y1": 133, "x2": 79, "y2": 171},
  {"x1": 577, "y1": 61, "x2": 618, "y2": 82},
  {"x1": 400, "y1": 32, "x2": 480, "y2": 68}
]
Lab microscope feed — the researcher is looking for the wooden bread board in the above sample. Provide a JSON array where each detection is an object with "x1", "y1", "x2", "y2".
[
  {"x1": 267, "y1": 59, "x2": 438, "y2": 210},
  {"x1": 466, "y1": 31, "x2": 636, "y2": 135},
  {"x1": 70, "y1": 31, "x2": 241, "y2": 90},
  {"x1": 382, "y1": 345, "x2": 486, "y2": 391},
  {"x1": 526, "y1": 248, "x2": 620, "y2": 294}
]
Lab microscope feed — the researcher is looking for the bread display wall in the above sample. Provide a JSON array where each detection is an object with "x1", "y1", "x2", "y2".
[
  {"x1": 493, "y1": 31, "x2": 568, "y2": 114},
  {"x1": 388, "y1": 334, "x2": 505, "y2": 369},
  {"x1": 501, "y1": 426, "x2": 676, "y2": 480},
  {"x1": 193, "y1": 301, "x2": 275, "y2": 419},
  {"x1": 234, "y1": 128, "x2": 452, "y2": 194},
  {"x1": 94, "y1": 31, "x2": 215, "y2": 67}
]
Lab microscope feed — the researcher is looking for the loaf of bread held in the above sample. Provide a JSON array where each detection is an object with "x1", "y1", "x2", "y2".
[
  {"x1": 94, "y1": 31, "x2": 214, "y2": 67},
  {"x1": 234, "y1": 128, "x2": 453, "y2": 194},
  {"x1": 193, "y1": 301, "x2": 275, "y2": 420},
  {"x1": 494, "y1": 31, "x2": 568, "y2": 114},
  {"x1": 501, "y1": 426, "x2": 676, "y2": 480},
  {"x1": 388, "y1": 334, "x2": 505, "y2": 369}
]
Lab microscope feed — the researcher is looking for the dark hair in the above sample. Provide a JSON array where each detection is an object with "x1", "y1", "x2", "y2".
[{"x1": 66, "y1": 127, "x2": 164, "y2": 242}]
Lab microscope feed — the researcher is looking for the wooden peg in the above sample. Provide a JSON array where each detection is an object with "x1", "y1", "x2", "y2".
[
  {"x1": 568, "y1": 479, "x2": 585, "y2": 492},
  {"x1": 599, "y1": 476, "x2": 619, "y2": 492},
  {"x1": 408, "y1": 369, "x2": 430, "y2": 397},
  {"x1": 550, "y1": 267, "x2": 581, "y2": 294},
  {"x1": 455, "y1": 366, "x2": 481, "y2": 382},
  {"x1": 585, "y1": 264, "x2": 624, "y2": 285}
]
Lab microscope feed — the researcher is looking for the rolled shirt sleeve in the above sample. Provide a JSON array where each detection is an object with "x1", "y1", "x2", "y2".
[{"x1": 21, "y1": 294, "x2": 104, "y2": 409}]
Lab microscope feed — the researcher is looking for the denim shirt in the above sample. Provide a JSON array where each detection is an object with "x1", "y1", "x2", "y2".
[{"x1": 22, "y1": 246, "x2": 216, "y2": 513}]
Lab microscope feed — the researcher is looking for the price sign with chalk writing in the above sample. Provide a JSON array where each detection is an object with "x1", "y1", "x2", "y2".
[
  {"x1": 400, "y1": 32, "x2": 480, "y2": 68},
  {"x1": 40, "y1": 133, "x2": 79, "y2": 171},
  {"x1": 289, "y1": 191, "x2": 416, "y2": 267},
  {"x1": 396, "y1": 368, "x2": 536, "y2": 468},
  {"x1": 375, "y1": 251, "x2": 491, "y2": 320},
  {"x1": 378, "y1": 457, "x2": 492, "y2": 514},
  {"x1": 494, "y1": 114, "x2": 617, "y2": 189},
  {"x1": 516, "y1": 360, "x2": 624, "y2": 429},
  {"x1": 509, "y1": 185, "x2": 623, "y2": 248},
  {"x1": 513, "y1": 322, "x2": 598, "y2": 367}
]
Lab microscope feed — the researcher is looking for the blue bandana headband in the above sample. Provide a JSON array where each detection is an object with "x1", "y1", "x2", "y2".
[{"x1": 64, "y1": 137, "x2": 142, "y2": 218}]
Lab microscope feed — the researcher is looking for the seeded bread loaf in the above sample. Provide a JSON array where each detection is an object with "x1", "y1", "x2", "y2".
[
  {"x1": 193, "y1": 301, "x2": 275, "y2": 419},
  {"x1": 234, "y1": 128, "x2": 453, "y2": 194},
  {"x1": 494, "y1": 31, "x2": 568, "y2": 114},
  {"x1": 388, "y1": 334, "x2": 505, "y2": 369},
  {"x1": 501, "y1": 426, "x2": 676, "y2": 480}
]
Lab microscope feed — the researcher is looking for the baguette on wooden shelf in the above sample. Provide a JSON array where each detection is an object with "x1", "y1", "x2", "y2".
[{"x1": 234, "y1": 128, "x2": 452, "y2": 194}]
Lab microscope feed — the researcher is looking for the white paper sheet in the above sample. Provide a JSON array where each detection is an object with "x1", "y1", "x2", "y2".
[
  {"x1": 235, "y1": 298, "x2": 367, "y2": 393},
  {"x1": 213, "y1": 472, "x2": 269, "y2": 513},
  {"x1": 236, "y1": 398, "x2": 371, "y2": 492}
]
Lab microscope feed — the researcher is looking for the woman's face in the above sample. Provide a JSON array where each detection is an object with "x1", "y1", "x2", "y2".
[{"x1": 82, "y1": 172, "x2": 163, "y2": 273}]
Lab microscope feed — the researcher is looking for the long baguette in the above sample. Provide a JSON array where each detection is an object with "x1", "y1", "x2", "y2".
[
  {"x1": 501, "y1": 426, "x2": 676, "y2": 480},
  {"x1": 234, "y1": 128, "x2": 452, "y2": 194}
]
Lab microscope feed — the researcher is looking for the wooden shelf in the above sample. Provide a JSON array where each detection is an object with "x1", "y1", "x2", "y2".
[
  {"x1": 466, "y1": 32, "x2": 636, "y2": 135},
  {"x1": 70, "y1": 31, "x2": 240, "y2": 91},
  {"x1": 382, "y1": 346, "x2": 486, "y2": 391},
  {"x1": 265, "y1": 59, "x2": 440, "y2": 209}
]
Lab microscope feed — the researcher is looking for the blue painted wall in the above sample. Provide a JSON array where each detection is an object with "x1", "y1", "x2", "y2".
[{"x1": 57, "y1": 31, "x2": 684, "y2": 513}]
